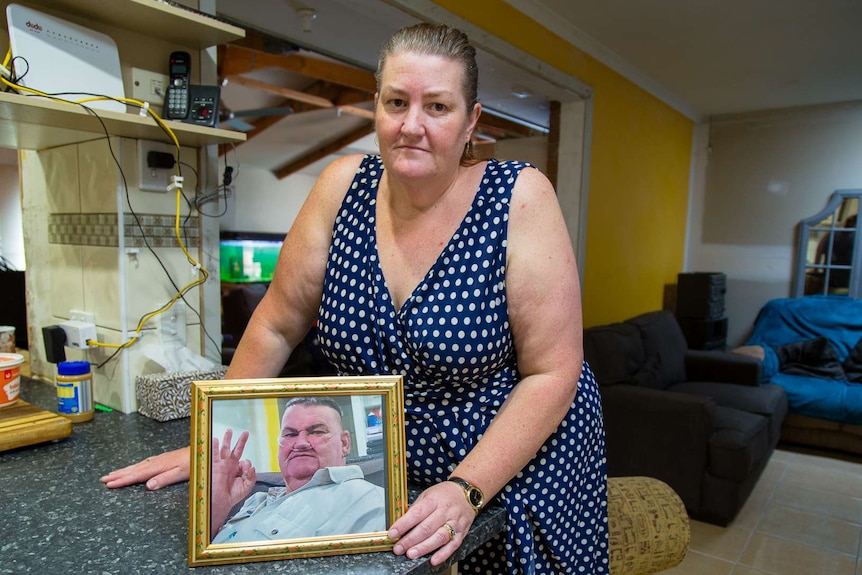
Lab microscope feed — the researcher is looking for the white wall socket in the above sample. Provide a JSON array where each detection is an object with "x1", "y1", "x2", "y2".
[
  {"x1": 160, "y1": 301, "x2": 187, "y2": 345},
  {"x1": 131, "y1": 67, "x2": 169, "y2": 107},
  {"x1": 69, "y1": 309, "x2": 95, "y2": 324},
  {"x1": 138, "y1": 139, "x2": 175, "y2": 193}
]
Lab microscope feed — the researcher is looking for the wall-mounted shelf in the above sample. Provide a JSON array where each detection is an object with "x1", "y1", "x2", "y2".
[
  {"x1": 0, "y1": 0, "x2": 247, "y2": 149},
  {"x1": 16, "y1": 0, "x2": 245, "y2": 49},
  {"x1": 0, "y1": 91, "x2": 245, "y2": 149}
]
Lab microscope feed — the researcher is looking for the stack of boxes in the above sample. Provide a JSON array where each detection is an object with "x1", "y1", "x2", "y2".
[{"x1": 675, "y1": 272, "x2": 728, "y2": 350}]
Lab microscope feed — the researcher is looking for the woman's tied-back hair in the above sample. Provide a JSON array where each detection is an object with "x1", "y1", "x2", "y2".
[{"x1": 376, "y1": 23, "x2": 480, "y2": 164}]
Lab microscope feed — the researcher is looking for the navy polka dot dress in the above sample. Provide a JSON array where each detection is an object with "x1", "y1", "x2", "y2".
[{"x1": 317, "y1": 155, "x2": 609, "y2": 574}]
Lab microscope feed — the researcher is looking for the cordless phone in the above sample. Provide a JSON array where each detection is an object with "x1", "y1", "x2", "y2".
[{"x1": 164, "y1": 51, "x2": 191, "y2": 120}]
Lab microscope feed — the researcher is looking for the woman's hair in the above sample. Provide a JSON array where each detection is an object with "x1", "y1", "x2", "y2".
[{"x1": 376, "y1": 23, "x2": 480, "y2": 164}]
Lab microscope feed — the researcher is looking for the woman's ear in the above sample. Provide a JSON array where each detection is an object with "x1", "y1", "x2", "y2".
[{"x1": 467, "y1": 102, "x2": 482, "y2": 139}]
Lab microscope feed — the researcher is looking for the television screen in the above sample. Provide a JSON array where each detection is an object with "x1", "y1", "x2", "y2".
[{"x1": 219, "y1": 232, "x2": 284, "y2": 284}]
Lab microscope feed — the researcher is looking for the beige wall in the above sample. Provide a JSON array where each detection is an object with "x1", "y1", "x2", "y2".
[{"x1": 687, "y1": 102, "x2": 862, "y2": 345}]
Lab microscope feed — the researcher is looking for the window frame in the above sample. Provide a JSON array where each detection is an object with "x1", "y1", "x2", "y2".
[{"x1": 793, "y1": 189, "x2": 862, "y2": 298}]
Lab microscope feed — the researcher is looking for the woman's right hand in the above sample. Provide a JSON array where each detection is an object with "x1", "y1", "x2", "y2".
[{"x1": 100, "y1": 446, "x2": 191, "y2": 490}]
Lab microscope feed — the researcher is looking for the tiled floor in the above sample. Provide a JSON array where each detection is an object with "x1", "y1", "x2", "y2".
[{"x1": 661, "y1": 446, "x2": 862, "y2": 575}]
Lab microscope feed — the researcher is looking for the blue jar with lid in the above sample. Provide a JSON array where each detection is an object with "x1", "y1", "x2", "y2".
[{"x1": 57, "y1": 360, "x2": 94, "y2": 422}]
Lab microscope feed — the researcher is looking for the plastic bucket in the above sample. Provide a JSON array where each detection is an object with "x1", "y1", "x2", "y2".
[
  {"x1": 0, "y1": 325, "x2": 15, "y2": 353},
  {"x1": 0, "y1": 352, "x2": 24, "y2": 408}
]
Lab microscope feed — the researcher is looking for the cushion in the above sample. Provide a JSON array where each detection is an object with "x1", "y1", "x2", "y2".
[
  {"x1": 625, "y1": 311, "x2": 688, "y2": 389},
  {"x1": 627, "y1": 352, "x2": 663, "y2": 388},
  {"x1": 583, "y1": 323, "x2": 645, "y2": 386}
]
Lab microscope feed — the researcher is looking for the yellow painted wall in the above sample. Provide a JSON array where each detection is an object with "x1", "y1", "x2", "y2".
[{"x1": 432, "y1": 0, "x2": 694, "y2": 326}]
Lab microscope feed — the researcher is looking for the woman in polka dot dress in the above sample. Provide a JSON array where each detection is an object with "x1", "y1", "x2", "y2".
[{"x1": 102, "y1": 22, "x2": 608, "y2": 575}]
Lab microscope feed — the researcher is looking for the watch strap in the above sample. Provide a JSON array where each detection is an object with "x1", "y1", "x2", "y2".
[{"x1": 447, "y1": 476, "x2": 484, "y2": 513}]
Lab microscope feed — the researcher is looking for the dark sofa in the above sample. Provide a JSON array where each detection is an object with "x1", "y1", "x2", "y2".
[{"x1": 584, "y1": 310, "x2": 788, "y2": 525}]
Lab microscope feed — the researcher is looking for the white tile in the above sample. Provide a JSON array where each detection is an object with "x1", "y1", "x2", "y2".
[
  {"x1": 48, "y1": 244, "x2": 84, "y2": 317},
  {"x1": 657, "y1": 550, "x2": 734, "y2": 575},
  {"x1": 756, "y1": 503, "x2": 861, "y2": 555},
  {"x1": 79, "y1": 138, "x2": 119, "y2": 213},
  {"x1": 41, "y1": 145, "x2": 80, "y2": 214},
  {"x1": 739, "y1": 532, "x2": 856, "y2": 575},
  {"x1": 771, "y1": 481, "x2": 862, "y2": 525}
]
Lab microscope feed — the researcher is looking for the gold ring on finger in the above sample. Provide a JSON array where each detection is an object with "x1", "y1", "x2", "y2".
[{"x1": 442, "y1": 522, "x2": 456, "y2": 541}]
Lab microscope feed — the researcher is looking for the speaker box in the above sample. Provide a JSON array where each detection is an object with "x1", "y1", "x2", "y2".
[
  {"x1": 676, "y1": 272, "x2": 726, "y2": 319},
  {"x1": 678, "y1": 316, "x2": 728, "y2": 350}
]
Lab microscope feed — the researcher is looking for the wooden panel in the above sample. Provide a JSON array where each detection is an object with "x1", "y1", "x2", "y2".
[
  {"x1": 0, "y1": 400, "x2": 71, "y2": 452},
  {"x1": 0, "y1": 92, "x2": 245, "y2": 149}
]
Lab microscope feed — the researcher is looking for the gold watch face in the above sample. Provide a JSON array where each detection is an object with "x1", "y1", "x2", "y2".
[{"x1": 467, "y1": 487, "x2": 483, "y2": 508}]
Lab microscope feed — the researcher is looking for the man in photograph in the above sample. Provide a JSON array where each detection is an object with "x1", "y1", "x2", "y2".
[{"x1": 210, "y1": 397, "x2": 386, "y2": 543}]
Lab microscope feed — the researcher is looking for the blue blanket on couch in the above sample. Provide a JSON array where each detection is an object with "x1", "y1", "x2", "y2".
[{"x1": 746, "y1": 296, "x2": 862, "y2": 424}]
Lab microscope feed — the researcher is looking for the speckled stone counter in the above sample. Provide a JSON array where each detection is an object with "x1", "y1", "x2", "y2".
[{"x1": 2, "y1": 378, "x2": 505, "y2": 575}]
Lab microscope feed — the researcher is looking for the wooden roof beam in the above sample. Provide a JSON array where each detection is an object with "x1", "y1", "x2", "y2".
[
  {"x1": 274, "y1": 123, "x2": 375, "y2": 179},
  {"x1": 477, "y1": 112, "x2": 544, "y2": 139},
  {"x1": 219, "y1": 44, "x2": 377, "y2": 93}
]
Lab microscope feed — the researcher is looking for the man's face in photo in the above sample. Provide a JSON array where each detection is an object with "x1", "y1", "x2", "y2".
[{"x1": 277, "y1": 404, "x2": 350, "y2": 489}]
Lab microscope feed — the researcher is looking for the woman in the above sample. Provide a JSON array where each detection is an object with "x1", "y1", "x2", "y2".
[{"x1": 102, "y1": 23, "x2": 608, "y2": 574}]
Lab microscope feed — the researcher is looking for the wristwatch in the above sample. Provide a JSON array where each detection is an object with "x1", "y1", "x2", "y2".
[{"x1": 447, "y1": 476, "x2": 484, "y2": 514}]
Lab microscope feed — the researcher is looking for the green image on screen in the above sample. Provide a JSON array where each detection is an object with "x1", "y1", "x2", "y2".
[{"x1": 220, "y1": 238, "x2": 282, "y2": 283}]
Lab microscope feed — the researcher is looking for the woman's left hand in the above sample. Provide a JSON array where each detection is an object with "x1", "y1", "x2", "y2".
[{"x1": 388, "y1": 480, "x2": 477, "y2": 566}]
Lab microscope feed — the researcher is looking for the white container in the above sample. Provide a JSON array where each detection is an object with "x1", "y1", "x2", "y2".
[
  {"x1": 0, "y1": 325, "x2": 15, "y2": 353},
  {"x1": 0, "y1": 352, "x2": 24, "y2": 408}
]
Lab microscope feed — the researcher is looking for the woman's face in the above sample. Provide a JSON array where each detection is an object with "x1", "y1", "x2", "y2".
[{"x1": 375, "y1": 50, "x2": 480, "y2": 182}]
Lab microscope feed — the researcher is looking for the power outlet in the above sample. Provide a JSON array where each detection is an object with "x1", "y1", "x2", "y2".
[
  {"x1": 138, "y1": 139, "x2": 175, "y2": 193},
  {"x1": 69, "y1": 309, "x2": 95, "y2": 324},
  {"x1": 131, "y1": 67, "x2": 169, "y2": 107},
  {"x1": 159, "y1": 301, "x2": 187, "y2": 345}
]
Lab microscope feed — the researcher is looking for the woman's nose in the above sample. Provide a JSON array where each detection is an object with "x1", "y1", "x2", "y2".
[{"x1": 400, "y1": 105, "x2": 424, "y2": 136}]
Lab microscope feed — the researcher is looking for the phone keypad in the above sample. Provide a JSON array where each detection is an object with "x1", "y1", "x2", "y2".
[{"x1": 168, "y1": 88, "x2": 188, "y2": 118}]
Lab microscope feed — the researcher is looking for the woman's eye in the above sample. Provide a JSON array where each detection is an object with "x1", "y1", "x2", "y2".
[
  {"x1": 390, "y1": 99, "x2": 406, "y2": 108},
  {"x1": 431, "y1": 103, "x2": 447, "y2": 112}
]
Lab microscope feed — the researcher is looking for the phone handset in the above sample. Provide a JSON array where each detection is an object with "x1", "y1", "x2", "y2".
[{"x1": 164, "y1": 51, "x2": 191, "y2": 120}]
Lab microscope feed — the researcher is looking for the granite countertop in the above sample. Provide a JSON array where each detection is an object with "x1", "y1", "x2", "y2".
[{"x1": 3, "y1": 378, "x2": 505, "y2": 575}]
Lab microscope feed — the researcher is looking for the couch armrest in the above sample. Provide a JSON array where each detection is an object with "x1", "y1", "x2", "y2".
[
  {"x1": 685, "y1": 349, "x2": 762, "y2": 386},
  {"x1": 600, "y1": 385, "x2": 714, "y2": 512}
]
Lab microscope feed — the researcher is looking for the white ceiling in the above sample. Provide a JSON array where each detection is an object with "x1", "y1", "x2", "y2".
[{"x1": 512, "y1": 0, "x2": 862, "y2": 118}]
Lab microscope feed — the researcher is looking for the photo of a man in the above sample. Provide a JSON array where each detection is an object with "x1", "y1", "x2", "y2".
[{"x1": 210, "y1": 397, "x2": 386, "y2": 544}]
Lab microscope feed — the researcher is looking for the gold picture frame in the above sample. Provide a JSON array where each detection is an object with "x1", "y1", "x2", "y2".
[{"x1": 188, "y1": 375, "x2": 407, "y2": 567}]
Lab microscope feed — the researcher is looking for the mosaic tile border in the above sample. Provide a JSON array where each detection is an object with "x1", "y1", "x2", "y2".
[{"x1": 48, "y1": 213, "x2": 199, "y2": 248}]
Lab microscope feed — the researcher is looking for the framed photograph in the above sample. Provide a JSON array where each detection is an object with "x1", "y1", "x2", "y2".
[{"x1": 188, "y1": 375, "x2": 407, "y2": 567}]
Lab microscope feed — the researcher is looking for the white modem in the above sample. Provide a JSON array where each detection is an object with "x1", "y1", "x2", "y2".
[{"x1": 6, "y1": 4, "x2": 125, "y2": 113}]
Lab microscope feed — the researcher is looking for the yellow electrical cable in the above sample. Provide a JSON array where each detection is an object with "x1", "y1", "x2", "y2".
[{"x1": 2, "y1": 52, "x2": 211, "y2": 351}]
